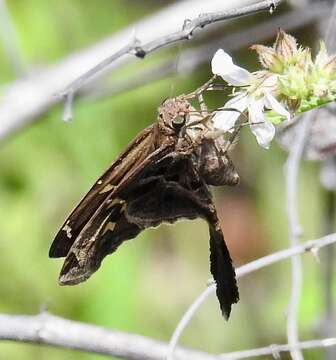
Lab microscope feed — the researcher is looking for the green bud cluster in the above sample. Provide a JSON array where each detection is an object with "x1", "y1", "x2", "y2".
[{"x1": 251, "y1": 30, "x2": 336, "y2": 116}]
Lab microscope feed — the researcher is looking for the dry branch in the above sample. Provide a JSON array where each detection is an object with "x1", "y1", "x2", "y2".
[
  {"x1": 60, "y1": 0, "x2": 282, "y2": 120},
  {"x1": 1, "y1": 233, "x2": 336, "y2": 360},
  {"x1": 167, "y1": 233, "x2": 336, "y2": 359},
  {"x1": 0, "y1": 312, "x2": 216, "y2": 360},
  {"x1": 84, "y1": 2, "x2": 329, "y2": 101},
  {"x1": 0, "y1": 0, "x2": 282, "y2": 139}
]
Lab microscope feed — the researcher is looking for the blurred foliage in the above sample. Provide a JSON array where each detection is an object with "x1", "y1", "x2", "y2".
[{"x1": 0, "y1": 1, "x2": 332, "y2": 360}]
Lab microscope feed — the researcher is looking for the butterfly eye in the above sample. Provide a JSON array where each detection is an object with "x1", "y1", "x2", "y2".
[{"x1": 172, "y1": 115, "x2": 186, "y2": 131}]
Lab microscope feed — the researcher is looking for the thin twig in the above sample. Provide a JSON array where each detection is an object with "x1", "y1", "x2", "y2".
[
  {"x1": 284, "y1": 111, "x2": 315, "y2": 360},
  {"x1": 219, "y1": 337, "x2": 336, "y2": 359},
  {"x1": 166, "y1": 232, "x2": 336, "y2": 360},
  {"x1": 60, "y1": 0, "x2": 282, "y2": 120}
]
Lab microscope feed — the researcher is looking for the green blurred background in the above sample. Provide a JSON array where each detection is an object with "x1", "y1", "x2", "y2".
[{"x1": 0, "y1": 1, "x2": 332, "y2": 359}]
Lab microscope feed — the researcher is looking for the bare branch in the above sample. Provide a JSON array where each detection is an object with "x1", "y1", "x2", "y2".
[
  {"x1": 58, "y1": 40, "x2": 140, "y2": 114},
  {"x1": 0, "y1": 312, "x2": 216, "y2": 360},
  {"x1": 1, "y1": 234, "x2": 336, "y2": 359},
  {"x1": 1, "y1": 311, "x2": 336, "y2": 360},
  {"x1": 84, "y1": 2, "x2": 329, "y2": 101},
  {"x1": 60, "y1": 0, "x2": 282, "y2": 120},
  {"x1": 0, "y1": 0, "x2": 282, "y2": 139},
  {"x1": 167, "y1": 232, "x2": 336, "y2": 360}
]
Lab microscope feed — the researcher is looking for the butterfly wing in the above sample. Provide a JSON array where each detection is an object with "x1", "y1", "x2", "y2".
[
  {"x1": 54, "y1": 136, "x2": 176, "y2": 285},
  {"x1": 49, "y1": 124, "x2": 163, "y2": 258},
  {"x1": 125, "y1": 155, "x2": 239, "y2": 318},
  {"x1": 58, "y1": 197, "x2": 142, "y2": 285},
  {"x1": 51, "y1": 125, "x2": 238, "y2": 317}
]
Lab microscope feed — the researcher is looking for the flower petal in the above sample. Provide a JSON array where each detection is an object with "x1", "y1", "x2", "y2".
[
  {"x1": 261, "y1": 73, "x2": 278, "y2": 88},
  {"x1": 212, "y1": 111, "x2": 240, "y2": 133},
  {"x1": 211, "y1": 49, "x2": 252, "y2": 86},
  {"x1": 248, "y1": 97, "x2": 264, "y2": 122},
  {"x1": 249, "y1": 98, "x2": 275, "y2": 149},
  {"x1": 250, "y1": 121, "x2": 275, "y2": 149},
  {"x1": 212, "y1": 94, "x2": 248, "y2": 132},
  {"x1": 225, "y1": 92, "x2": 249, "y2": 109},
  {"x1": 264, "y1": 91, "x2": 291, "y2": 120}
]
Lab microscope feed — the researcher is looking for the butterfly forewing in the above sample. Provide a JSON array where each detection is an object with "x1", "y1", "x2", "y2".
[{"x1": 50, "y1": 124, "x2": 159, "y2": 258}]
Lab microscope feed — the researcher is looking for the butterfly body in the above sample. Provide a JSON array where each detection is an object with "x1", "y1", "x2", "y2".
[{"x1": 50, "y1": 97, "x2": 240, "y2": 318}]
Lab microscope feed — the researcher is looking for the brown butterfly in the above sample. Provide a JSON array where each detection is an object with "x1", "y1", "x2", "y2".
[{"x1": 49, "y1": 96, "x2": 240, "y2": 318}]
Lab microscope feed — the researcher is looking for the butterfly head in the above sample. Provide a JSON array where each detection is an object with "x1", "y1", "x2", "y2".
[{"x1": 158, "y1": 97, "x2": 191, "y2": 132}]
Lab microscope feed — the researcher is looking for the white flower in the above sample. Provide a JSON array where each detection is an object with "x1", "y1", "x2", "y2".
[
  {"x1": 211, "y1": 49, "x2": 291, "y2": 149},
  {"x1": 211, "y1": 49, "x2": 252, "y2": 86},
  {"x1": 248, "y1": 97, "x2": 275, "y2": 149}
]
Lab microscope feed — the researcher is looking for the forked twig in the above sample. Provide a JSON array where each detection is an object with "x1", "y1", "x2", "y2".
[
  {"x1": 166, "y1": 232, "x2": 336, "y2": 360},
  {"x1": 0, "y1": 234, "x2": 336, "y2": 360}
]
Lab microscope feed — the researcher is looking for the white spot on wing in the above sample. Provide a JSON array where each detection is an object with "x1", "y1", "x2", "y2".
[
  {"x1": 99, "y1": 183, "x2": 114, "y2": 194},
  {"x1": 62, "y1": 224, "x2": 73, "y2": 239}
]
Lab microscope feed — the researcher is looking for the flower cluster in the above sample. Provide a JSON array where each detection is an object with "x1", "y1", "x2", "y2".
[{"x1": 211, "y1": 30, "x2": 336, "y2": 149}]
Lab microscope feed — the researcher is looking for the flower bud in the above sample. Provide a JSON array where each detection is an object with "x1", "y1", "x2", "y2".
[
  {"x1": 274, "y1": 29, "x2": 298, "y2": 60},
  {"x1": 250, "y1": 44, "x2": 283, "y2": 73},
  {"x1": 286, "y1": 98, "x2": 301, "y2": 113}
]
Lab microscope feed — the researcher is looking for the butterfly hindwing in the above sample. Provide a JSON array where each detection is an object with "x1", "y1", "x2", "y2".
[
  {"x1": 58, "y1": 197, "x2": 142, "y2": 285},
  {"x1": 125, "y1": 155, "x2": 239, "y2": 318}
]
